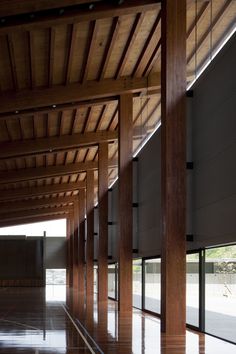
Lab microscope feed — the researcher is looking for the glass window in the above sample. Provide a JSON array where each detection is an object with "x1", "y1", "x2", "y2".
[
  {"x1": 108, "y1": 263, "x2": 117, "y2": 300},
  {"x1": 133, "y1": 259, "x2": 142, "y2": 309},
  {"x1": 144, "y1": 258, "x2": 161, "y2": 314},
  {"x1": 205, "y1": 245, "x2": 236, "y2": 343},
  {"x1": 186, "y1": 253, "x2": 199, "y2": 327}
]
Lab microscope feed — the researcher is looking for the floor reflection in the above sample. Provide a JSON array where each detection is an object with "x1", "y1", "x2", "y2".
[{"x1": 1, "y1": 287, "x2": 236, "y2": 354}]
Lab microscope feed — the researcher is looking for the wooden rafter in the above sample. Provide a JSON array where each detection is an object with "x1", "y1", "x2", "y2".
[
  {"x1": 48, "y1": 27, "x2": 56, "y2": 87},
  {"x1": 132, "y1": 11, "x2": 161, "y2": 77},
  {"x1": 81, "y1": 20, "x2": 99, "y2": 83},
  {"x1": 7, "y1": 33, "x2": 18, "y2": 90},
  {"x1": 98, "y1": 16, "x2": 120, "y2": 80},
  {"x1": 115, "y1": 12, "x2": 145, "y2": 79},
  {"x1": 187, "y1": 0, "x2": 232, "y2": 64},
  {"x1": 65, "y1": 23, "x2": 78, "y2": 84}
]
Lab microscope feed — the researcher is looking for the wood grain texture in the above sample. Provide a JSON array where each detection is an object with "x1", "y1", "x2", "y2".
[
  {"x1": 0, "y1": 74, "x2": 161, "y2": 113},
  {"x1": 98, "y1": 142, "x2": 108, "y2": 304},
  {"x1": 118, "y1": 94, "x2": 133, "y2": 312},
  {"x1": 0, "y1": 181, "x2": 85, "y2": 202},
  {"x1": 78, "y1": 189, "x2": 86, "y2": 316},
  {"x1": 161, "y1": 0, "x2": 187, "y2": 335},
  {"x1": 86, "y1": 170, "x2": 94, "y2": 305},
  {"x1": 0, "y1": 130, "x2": 118, "y2": 159}
]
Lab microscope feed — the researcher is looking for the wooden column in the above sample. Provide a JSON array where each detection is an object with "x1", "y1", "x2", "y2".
[
  {"x1": 86, "y1": 170, "x2": 94, "y2": 306},
  {"x1": 66, "y1": 217, "x2": 71, "y2": 307},
  {"x1": 78, "y1": 189, "x2": 86, "y2": 317},
  {"x1": 72, "y1": 200, "x2": 79, "y2": 314},
  {"x1": 161, "y1": 0, "x2": 187, "y2": 334},
  {"x1": 118, "y1": 93, "x2": 133, "y2": 312},
  {"x1": 98, "y1": 142, "x2": 108, "y2": 304},
  {"x1": 69, "y1": 214, "x2": 74, "y2": 308}
]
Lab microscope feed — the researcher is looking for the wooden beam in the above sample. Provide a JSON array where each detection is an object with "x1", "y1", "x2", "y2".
[
  {"x1": 65, "y1": 24, "x2": 78, "y2": 85},
  {"x1": 0, "y1": 1, "x2": 160, "y2": 35},
  {"x1": 115, "y1": 12, "x2": 145, "y2": 78},
  {"x1": 0, "y1": 159, "x2": 118, "y2": 185},
  {"x1": 0, "y1": 181, "x2": 85, "y2": 202},
  {"x1": 0, "y1": 214, "x2": 66, "y2": 228},
  {"x1": 98, "y1": 16, "x2": 119, "y2": 80},
  {"x1": 0, "y1": 130, "x2": 118, "y2": 159},
  {"x1": 72, "y1": 199, "x2": 79, "y2": 314},
  {"x1": 98, "y1": 142, "x2": 108, "y2": 304},
  {"x1": 0, "y1": 161, "x2": 96, "y2": 185},
  {"x1": 66, "y1": 217, "x2": 72, "y2": 307},
  {"x1": 48, "y1": 27, "x2": 56, "y2": 87},
  {"x1": 86, "y1": 170, "x2": 94, "y2": 306},
  {"x1": 161, "y1": 0, "x2": 186, "y2": 335},
  {"x1": 0, "y1": 196, "x2": 76, "y2": 213},
  {"x1": 0, "y1": 0, "x2": 101, "y2": 17},
  {"x1": 78, "y1": 189, "x2": 86, "y2": 316},
  {"x1": 132, "y1": 11, "x2": 161, "y2": 77},
  {"x1": 0, "y1": 73, "x2": 161, "y2": 114},
  {"x1": 0, "y1": 205, "x2": 72, "y2": 222},
  {"x1": 69, "y1": 214, "x2": 74, "y2": 309},
  {"x1": 81, "y1": 20, "x2": 99, "y2": 83},
  {"x1": 118, "y1": 93, "x2": 133, "y2": 312}
]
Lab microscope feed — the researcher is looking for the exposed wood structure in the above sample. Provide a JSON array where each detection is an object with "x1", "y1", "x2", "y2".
[
  {"x1": 0, "y1": 74, "x2": 161, "y2": 113},
  {"x1": 0, "y1": 1, "x2": 234, "y2": 348},
  {"x1": 0, "y1": 205, "x2": 72, "y2": 223},
  {"x1": 98, "y1": 142, "x2": 108, "y2": 304},
  {"x1": 0, "y1": 131, "x2": 117, "y2": 159},
  {"x1": 78, "y1": 189, "x2": 86, "y2": 316},
  {"x1": 0, "y1": 196, "x2": 76, "y2": 213},
  {"x1": 0, "y1": 182, "x2": 85, "y2": 202},
  {"x1": 161, "y1": 0, "x2": 187, "y2": 335},
  {"x1": 86, "y1": 170, "x2": 94, "y2": 306},
  {"x1": 118, "y1": 94, "x2": 133, "y2": 312},
  {"x1": 72, "y1": 198, "x2": 79, "y2": 313}
]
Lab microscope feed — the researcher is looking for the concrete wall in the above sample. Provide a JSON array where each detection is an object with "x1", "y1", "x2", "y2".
[
  {"x1": 106, "y1": 33, "x2": 236, "y2": 259},
  {"x1": 191, "y1": 33, "x2": 236, "y2": 248},
  {"x1": 44, "y1": 237, "x2": 66, "y2": 269}
]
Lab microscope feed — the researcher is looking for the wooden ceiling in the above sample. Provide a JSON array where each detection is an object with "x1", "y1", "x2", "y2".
[{"x1": 0, "y1": 0, "x2": 235, "y2": 227}]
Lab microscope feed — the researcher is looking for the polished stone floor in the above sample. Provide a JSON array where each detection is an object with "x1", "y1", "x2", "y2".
[{"x1": 0, "y1": 287, "x2": 236, "y2": 353}]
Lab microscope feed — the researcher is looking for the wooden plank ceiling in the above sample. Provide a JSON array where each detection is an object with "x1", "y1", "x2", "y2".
[{"x1": 0, "y1": 0, "x2": 235, "y2": 226}]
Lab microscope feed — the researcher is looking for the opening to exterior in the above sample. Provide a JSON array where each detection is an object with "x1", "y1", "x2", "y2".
[
  {"x1": 205, "y1": 244, "x2": 236, "y2": 343},
  {"x1": 46, "y1": 269, "x2": 66, "y2": 302}
]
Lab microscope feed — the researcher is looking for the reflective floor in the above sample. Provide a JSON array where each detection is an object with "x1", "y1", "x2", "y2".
[
  {"x1": 0, "y1": 287, "x2": 97, "y2": 353},
  {"x1": 0, "y1": 287, "x2": 236, "y2": 354}
]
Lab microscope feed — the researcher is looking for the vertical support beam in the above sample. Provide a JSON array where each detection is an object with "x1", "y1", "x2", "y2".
[
  {"x1": 78, "y1": 189, "x2": 86, "y2": 317},
  {"x1": 86, "y1": 170, "x2": 94, "y2": 305},
  {"x1": 118, "y1": 93, "x2": 133, "y2": 312},
  {"x1": 98, "y1": 142, "x2": 108, "y2": 304},
  {"x1": 66, "y1": 217, "x2": 71, "y2": 307},
  {"x1": 161, "y1": 0, "x2": 187, "y2": 334},
  {"x1": 73, "y1": 200, "x2": 79, "y2": 314},
  {"x1": 69, "y1": 214, "x2": 74, "y2": 308}
]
